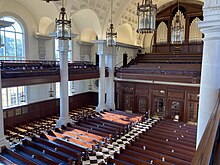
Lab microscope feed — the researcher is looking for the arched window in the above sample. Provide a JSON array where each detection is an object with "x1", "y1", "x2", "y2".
[
  {"x1": 0, "y1": 16, "x2": 25, "y2": 60},
  {"x1": 0, "y1": 16, "x2": 26, "y2": 108}
]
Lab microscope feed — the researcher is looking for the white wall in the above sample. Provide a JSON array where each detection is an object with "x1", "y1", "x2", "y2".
[
  {"x1": 27, "y1": 84, "x2": 51, "y2": 103},
  {"x1": 115, "y1": 46, "x2": 138, "y2": 67},
  {"x1": 0, "y1": 0, "x2": 141, "y2": 105}
]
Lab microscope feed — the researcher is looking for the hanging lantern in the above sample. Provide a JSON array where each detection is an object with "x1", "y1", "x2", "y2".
[
  {"x1": 49, "y1": 88, "x2": 54, "y2": 97},
  {"x1": 72, "y1": 84, "x2": 75, "y2": 94},
  {"x1": 106, "y1": 0, "x2": 117, "y2": 47},
  {"x1": 88, "y1": 80, "x2": 92, "y2": 91},
  {"x1": 137, "y1": 0, "x2": 157, "y2": 34},
  {"x1": 171, "y1": 1, "x2": 184, "y2": 44},
  {"x1": 49, "y1": 83, "x2": 54, "y2": 98},
  {"x1": 106, "y1": 24, "x2": 117, "y2": 47},
  {"x1": 20, "y1": 88, "x2": 26, "y2": 102},
  {"x1": 55, "y1": 0, "x2": 71, "y2": 40}
]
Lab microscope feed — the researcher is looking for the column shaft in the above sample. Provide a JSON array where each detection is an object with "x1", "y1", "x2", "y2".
[
  {"x1": 96, "y1": 43, "x2": 106, "y2": 112},
  {"x1": 56, "y1": 40, "x2": 72, "y2": 127},
  {"x1": 106, "y1": 48, "x2": 116, "y2": 110},
  {"x1": 197, "y1": 13, "x2": 220, "y2": 147}
]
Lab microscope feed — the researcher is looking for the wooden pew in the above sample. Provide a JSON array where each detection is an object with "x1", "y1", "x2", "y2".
[
  {"x1": 125, "y1": 145, "x2": 190, "y2": 165},
  {"x1": 70, "y1": 124, "x2": 110, "y2": 138},
  {"x1": 76, "y1": 122, "x2": 116, "y2": 135},
  {"x1": 15, "y1": 145, "x2": 58, "y2": 165},
  {"x1": 87, "y1": 117, "x2": 125, "y2": 130},
  {"x1": 141, "y1": 132, "x2": 196, "y2": 149},
  {"x1": 135, "y1": 138, "x2": 195, "y2": 157},
  {"x1": 0, "y1": 154, "x2": 16, "y2": 165},
  {"x1": 79, "y1": 120, "x2": 121, "y2": 133},
  {"x1": 131, "y1": 141, "x2": 192, "y2": 162},
  {"x1": 107, "y1": 157, "x2": 134, "y2": 165},
  {"x1": 61, "y1": 126, "x2": 104, "y2": 142},
  {"x1": 120, "y1": 148, "x2": 173, "y2": 165},
  {"x1": 146, "y1": 129, "x2": 195, "y2": 144},
  {"x1": 150, "y1": 126, "x2": 196, "y2": 140},
  {"x1": 47, "y1": 131, "x2": 90, "y2": 159},
  {"x1": 2, "y1": 148, "x2": 38, "y2": 165},
  {"x1": 22, "y1": 139, "x2": 74, "y2": 165},
  {"x1": 52, "y1": 129, "x2": 99, "y2": 145},
  {"x1": 114, "y1": 152, "x2": 150, "y2": 165},
  {"x1": 32, "y1": 136, "x2": 81, "y2": 165}
]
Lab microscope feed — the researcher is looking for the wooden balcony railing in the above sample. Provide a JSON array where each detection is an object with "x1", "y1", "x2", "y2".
[{"x1": 191, "y1": 90, "x2": 220, "y2": 164}]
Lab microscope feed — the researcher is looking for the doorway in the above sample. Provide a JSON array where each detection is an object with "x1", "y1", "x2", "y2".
[
  {"x1": 152, "y1": 97, "x2": 165, "y2": 118},
  {"x1": 124, "y1": 93, "x2": 133, "y2": 113}
]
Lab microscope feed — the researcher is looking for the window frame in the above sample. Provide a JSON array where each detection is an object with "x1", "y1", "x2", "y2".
[{"x1": 0, "y1": 16, "x2": 26, "y2": 108}]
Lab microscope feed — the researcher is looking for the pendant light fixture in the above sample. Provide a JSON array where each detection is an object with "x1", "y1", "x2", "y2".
[
  {"x1": 55, "y1": 0, "x2": 71, "y2": 40},
  {"x1": 137, "y1": 0, "x2": 157, "y2": 34},
  {"x1": 106, "y1": 0, "x2": 117, "y2": 47},
  {"x1": 171, "y1": 0, "x2": 184, "y2": 44},
  {"x1": 20, "y1": 87, "x2": 26, "y2": 102},
  {"x1": 49, "y1": 83, "x2": 54, "y2": 98},
  {"x1": 88, "y1": 80, "x2": 92, "y2": 91}
]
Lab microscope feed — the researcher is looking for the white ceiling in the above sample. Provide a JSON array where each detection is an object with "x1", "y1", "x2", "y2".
[{"x1": 12, "y1": 0, "x2": 204, "y2": 38}]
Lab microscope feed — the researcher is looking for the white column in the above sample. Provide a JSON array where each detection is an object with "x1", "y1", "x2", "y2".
[
  {"x1": 196, "y1": 3, "x2": 220, "y2": 147},
  {"x1": 96, "y1": 42, "x2": 106, "y2": 112},
  {"x1": 0, "y1": 71, "x2": 9, "y2": 152},
  {"x1": 106, "y1": 47, "x2": 116, "y2": 110},
  {"x1": 56, "y1": 40, "x2": 72, "y2": 128}
]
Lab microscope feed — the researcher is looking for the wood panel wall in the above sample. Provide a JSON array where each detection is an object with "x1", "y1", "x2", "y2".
[
  {"x1": 115, "y1": 81, "x2": 199, "y2": 123},
  {"x1": 3, "y1": 92, "x2": 98, "y2": 129}
]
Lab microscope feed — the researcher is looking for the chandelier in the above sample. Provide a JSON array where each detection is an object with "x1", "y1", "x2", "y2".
[
  {"x1": 55, "y1": 0, "x2": 71, "y2": 40},
  {"x1": 137, "y1": 0, "x2": 157, "y2": 34},
  {"x1": 171, "y1": 0, "x2": 184, "y2": 44},
  {"x1": 106, "y1": 0, "x2": 117, "y2": 47}
]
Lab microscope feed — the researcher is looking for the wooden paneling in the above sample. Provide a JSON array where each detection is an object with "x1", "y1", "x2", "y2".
[
  {"x1": 153, "y1": 43, "x2": 203, "y2": 54},
  {"x1": 168, "y1": 91, "x2": 184, "y2": 100},
  {"x1": 3, "y1": 92, "x2": 98, "y2": 129},
  {"x1": 115, "y1": 81, "x2": 199, "y2": 122}
]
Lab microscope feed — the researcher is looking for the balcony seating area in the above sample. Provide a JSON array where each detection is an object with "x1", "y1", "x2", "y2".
[
  {"x1": 115, "y1": 53, "x2": 202, "y2": 83},
  {"x1": 136, "y1": 53, "x2": 202, "y2": 64},
  {"x1": 0, "y1": 60, "x2": 99, "y2": 79}
]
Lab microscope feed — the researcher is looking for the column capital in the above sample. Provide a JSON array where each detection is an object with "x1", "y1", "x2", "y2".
[
  {"x1": 203, "y1": 4, "x2": 220, "y2": 21},
  {"x1": 198, "y1": 20, "x2": 220, "y2": 40},
  {"x1": 204, "y1": 0, "x2": 220, "y2": 9}
]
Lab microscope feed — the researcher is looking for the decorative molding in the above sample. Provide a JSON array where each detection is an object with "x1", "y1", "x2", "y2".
[
  {"x1": 33, "y1": 33, "x2": 52, "y2": 59},
  {"x1": 77, "y1": 41, "x2": 93, "y2": 61}
]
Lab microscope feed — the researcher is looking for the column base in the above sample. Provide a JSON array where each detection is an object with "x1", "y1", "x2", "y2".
[
  {"x1": 56, "y1": 117, "x2": 73, "y2": 128},
  {"x1": 0, "y1": 137, "x2": 10, "y2": 153},
  {"x1": 96, "y1": 105, "x2": 107, "y2": 113},
  {"x1": 106, "y1": 103, "x2": 115, "y2": 111}
]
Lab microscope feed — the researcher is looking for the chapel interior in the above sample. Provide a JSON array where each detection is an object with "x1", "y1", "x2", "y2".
[{"x1": 0, "y1": 0, "x2": 219, "y2": 164}]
